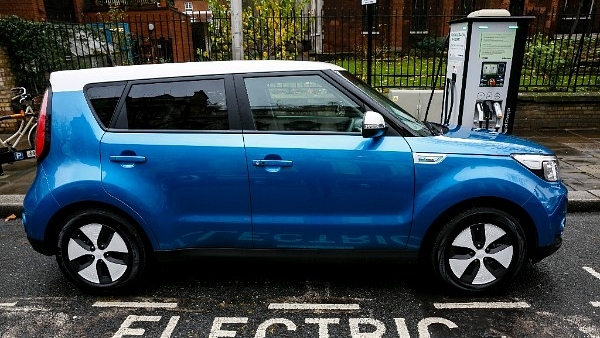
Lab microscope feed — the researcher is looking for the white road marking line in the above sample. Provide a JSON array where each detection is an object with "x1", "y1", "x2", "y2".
[
  {"x1": 434, "y1": 301, "x2": 530, "y2": 309},
  {"x1": 0, "y1": 302, "x2": 17, "y2": 307},
  {"x1": 92, "y1": 301, "x2": 178, "y2": 309},
  {"x1": 591, "y1": 302, "x2": 600, "y2": 307},
  {"x1": 268, "y1": 303, "x2": 360, "y2": 311},
  {"x1": 583, "y1": 266, "x2": 600, "y2": 280}
]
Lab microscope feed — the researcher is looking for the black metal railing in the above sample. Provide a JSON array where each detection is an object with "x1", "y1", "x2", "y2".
[
  {"x1": 3, "y1": 7, "x2": 598, "y2": 93},
  {"x1": 87, "y1": 0, "x2": 158, "y2": 7}
]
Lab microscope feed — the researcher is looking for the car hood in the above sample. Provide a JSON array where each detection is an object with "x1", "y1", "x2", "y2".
[{"x1": 404, "y1": 130, "x2": 554, "y2": 156}]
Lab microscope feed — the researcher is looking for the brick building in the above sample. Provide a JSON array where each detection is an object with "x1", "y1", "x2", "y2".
[
  {"x1": 2, "y1": 0, "x2": 596, "y2": 55},
  {"x1": 0, "y1": 0, "x2": 46, "y2": 21},
  {"x1": 0, "y1": 0, "x2": 206, "y2": 63},
  {"x1": 317, "y1": 0, "x2": 597, "y2": 52}
]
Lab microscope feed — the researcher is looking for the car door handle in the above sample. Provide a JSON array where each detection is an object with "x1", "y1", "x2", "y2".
[
  {"x1": 252, "y1": 159, "x2": 293, "y2": 167},
  {"x1": 109, "y1": 155, "x2": 147, "y2": 163}
]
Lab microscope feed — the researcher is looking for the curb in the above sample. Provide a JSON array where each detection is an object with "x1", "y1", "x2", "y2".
[
  {"x1": 0, "y1": 195, "x2": 25, "y2": 218},
  {"x1": 1, "y1": 195, "x2": 599, "y2": 219},
  {"x1": 568, "y1": 200, "x2": 600, "y2": 212}
]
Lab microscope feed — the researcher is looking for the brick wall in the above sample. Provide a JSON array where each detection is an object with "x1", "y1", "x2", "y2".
[
  {"x1": 0, "y1": 0, "x2": 46, "y2": 21},
  {"x1": 83, "y1": 8, "x2": 195, "y2": 63},
  {"x1": 0, "y1": 47, "x2": 18, "y2": 133},
  {"x1": 513, "y1": 95, "x2": 600, "y2": 131}
]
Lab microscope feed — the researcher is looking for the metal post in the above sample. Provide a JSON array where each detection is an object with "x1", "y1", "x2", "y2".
[
  {"x1": 231, "y1": 0, "x2": 244, "y2": 60},
  {"x1": 366, "y1": 4, "x2": 374, "y2": 86}
]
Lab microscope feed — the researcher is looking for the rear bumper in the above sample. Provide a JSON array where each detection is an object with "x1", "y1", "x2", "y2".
[{"x1": 27, "y1": 236, "x2": 54, "y2": 256}]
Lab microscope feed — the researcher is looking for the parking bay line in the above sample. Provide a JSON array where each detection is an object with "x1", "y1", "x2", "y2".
[
  {"x1": 92, "y1": 301, "x2": 178, "y2": 309},
  {"x1": 268, "y1": 303, "x2": 360, "y2": 311},
  {"x1": 0, "y1": 302, "x2": 17, "y2": 307},
  {"x1": 583, "y1": 266, "x2": 600, "y2": 280},
  {"x1": 434, "y1": 302, "x2": 530, "y2": 309}
]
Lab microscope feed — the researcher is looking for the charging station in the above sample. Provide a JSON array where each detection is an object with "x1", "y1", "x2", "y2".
[{"x1": 442, "y1": 9, "x2": 532, "y2": 135}]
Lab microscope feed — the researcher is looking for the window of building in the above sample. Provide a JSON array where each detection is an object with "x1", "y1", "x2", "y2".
[
  {"x1": 410, "y1": 0, "x2": 428, "y2": 34},
  {"x1": 362, "y1": 4, "x2": 379, "y2": 34},
  {"x1": 558, "y1": 0, "x2": 596, "y2": 34},
  {"x1": 184, "y1": 2, "x2": 193, "y2": 11}
]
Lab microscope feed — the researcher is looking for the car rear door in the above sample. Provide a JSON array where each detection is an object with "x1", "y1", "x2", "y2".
[
  {"x1": 237, "y1": 72, "x2": 415, "y2": 250},
  {"x1": 100, "y1": 76, "x2": 252, "y2": 250}
]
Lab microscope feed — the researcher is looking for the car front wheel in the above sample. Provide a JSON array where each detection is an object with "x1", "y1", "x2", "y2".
[
  {"x1": 431, "y1": 207, "x2": 527, "y2": 294},
  {"x1": 55, "y1": 209, "x2": 147, "y2": 294}
]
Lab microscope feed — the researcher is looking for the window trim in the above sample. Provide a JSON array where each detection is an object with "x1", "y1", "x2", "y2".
[
  {"x1": 233, "y1": 70, "x2": 403, "y2": 137},
  {"x1": 84, "y1": 81, "x2": 128, "y2": 130},
  {"x1": 235, "y1": 71, "x2": 369, "y2": 135},
  {"x1": 107, "y1": 74, "x2": 241, "y2": 132}
]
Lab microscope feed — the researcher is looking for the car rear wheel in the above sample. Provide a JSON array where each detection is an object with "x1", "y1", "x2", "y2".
[
  {"x1": 431, "y1": 207, "x2": 527, "y2": 294},
  {"x1": 55, "y1": 209, "x2": 147, "y2": 294}
]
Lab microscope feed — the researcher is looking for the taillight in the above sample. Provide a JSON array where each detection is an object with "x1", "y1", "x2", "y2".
[{"x1": 35, "y1": 88, "x2": 51, "y2": 162}]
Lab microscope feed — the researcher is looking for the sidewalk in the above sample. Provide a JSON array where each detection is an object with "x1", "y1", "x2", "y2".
[
  {"x1": 0, "y1": 128, "x2": 598, "y2": 217},
  {"x1": 513, "y1": 128, "x2": 600, "y2": 212}
]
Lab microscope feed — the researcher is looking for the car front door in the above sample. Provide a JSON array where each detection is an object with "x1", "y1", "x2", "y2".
[
  {"x1": 100, "y1": 76, "x2": 252, "y2": 250},
  {"x1": 238, "y1": 73, "x2": 415, "y2": 250}
]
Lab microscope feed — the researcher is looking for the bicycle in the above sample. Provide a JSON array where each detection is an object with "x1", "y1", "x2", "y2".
[
  {"x1": 0, "y1": 87, "x2": 38, "y2": 175},
  {"x1": 2, "y1": 87, "x2": 38, "y2": 151}
]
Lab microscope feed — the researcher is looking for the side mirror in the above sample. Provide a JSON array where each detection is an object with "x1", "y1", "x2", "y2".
[{"x1": 362, "y1": 111, "x2": 387, "y2": 138}]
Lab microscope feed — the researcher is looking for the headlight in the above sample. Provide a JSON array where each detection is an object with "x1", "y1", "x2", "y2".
[{"x1": 511, "y1": 154, "x2": 560, "y2": 182}]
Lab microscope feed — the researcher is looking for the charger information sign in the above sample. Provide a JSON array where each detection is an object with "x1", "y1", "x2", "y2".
[{"x1": 479, "y1": 31, "x2": 517, "y2": 60}]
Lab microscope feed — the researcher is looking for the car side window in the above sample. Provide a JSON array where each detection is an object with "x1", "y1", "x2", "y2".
[
  {"x1": 244, "y1": 75, "x2": 364, "y2": 132},
  {"x1": 123, "y1": 79, "x2": 228, "y2": 130},
  {"x1": 87, "y1": 84, "x2": 126, "y2": 127}
]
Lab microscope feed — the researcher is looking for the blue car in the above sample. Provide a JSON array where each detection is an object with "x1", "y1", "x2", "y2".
[{"x1": 23, "y1": 60, "x2": 567, "y2": 294}]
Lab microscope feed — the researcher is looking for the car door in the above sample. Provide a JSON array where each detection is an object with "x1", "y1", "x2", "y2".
[
  {"x1": 238, "y1": 73, "x2": 415, "y2": 250},
  {"x1": 100, "y1": 76, "x2": 252, "y2": 250}
]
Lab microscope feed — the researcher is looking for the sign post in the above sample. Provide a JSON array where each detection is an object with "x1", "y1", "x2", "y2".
[
  {"x1": 231, "y1": 0, "x2": 243, "y2": 60},
  {"x1": 362, "y1": 0, "x2": 376, "y2": 86}
]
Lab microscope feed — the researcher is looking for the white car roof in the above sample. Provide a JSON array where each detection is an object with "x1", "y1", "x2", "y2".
[{"x1": 50, "y1": 60, "x2": 345, "y2": 92}]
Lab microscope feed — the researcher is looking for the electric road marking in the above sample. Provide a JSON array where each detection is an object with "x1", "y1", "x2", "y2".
[
  {"x1": 583, "y1": 266, "x2": 600, "y2": 280},
  {"x1": 268, "y1": 303, "x2": 360, "y2": 311},
  {"x1": 93, "y1": 301, "x2": 178, "y2": 309},
  {"x1": 434, "y1": 301, "x2": 531, "y2": 309}
]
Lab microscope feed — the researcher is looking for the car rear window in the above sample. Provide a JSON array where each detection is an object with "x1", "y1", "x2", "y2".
[
  {"x1": 123, "y1": 79, "x2": 228, "y2": 130},
  {"x1": 86, "y1": 84, "x2": 126, "y2": 127}
]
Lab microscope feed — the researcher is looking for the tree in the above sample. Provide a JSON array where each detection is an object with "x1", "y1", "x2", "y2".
[{"x1": 203, "y1": 0, "x2": 311, "y2": 60}]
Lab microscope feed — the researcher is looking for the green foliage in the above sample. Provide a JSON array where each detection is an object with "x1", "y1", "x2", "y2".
[
  {"x1": 415, "y1": 36, "x2": 446, "y2": 54},
  {"x1": 524, "y1": 34, "x2": 575, "y2": 88},
  {"x1": 203, "y1": 0, "x2": 311, "y2": 60},
  {"x1": 0, "y1": 15, "x2": 129, "y2": 92},
  {"x1": 0, "y1": 16, "x2": 69, "y2": 92}
]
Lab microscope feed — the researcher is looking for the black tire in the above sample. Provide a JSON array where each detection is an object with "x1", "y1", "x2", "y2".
[
  {"x1": 55, "y1": 209, "x2": 147, "y2": 294},
  {"x1": 431, "y1": 207, "x2": 527, "y2": 294}
]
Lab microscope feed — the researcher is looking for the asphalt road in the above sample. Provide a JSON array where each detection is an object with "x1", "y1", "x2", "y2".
[{"x1": 0, "y1": 213, "x2": 598, "y2": 338}]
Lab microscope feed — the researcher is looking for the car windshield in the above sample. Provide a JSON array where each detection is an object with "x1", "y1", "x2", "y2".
[{"x1": 337, "y1": 70, "x2": 434, "y2": 136}]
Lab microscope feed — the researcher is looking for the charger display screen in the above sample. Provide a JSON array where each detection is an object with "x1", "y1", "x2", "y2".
[
  {"x1": 482, "y1": 63, "x2": 498, "y2": 75},
  {"x1": 480, "y1": 62, "x2": 506, "y2": 87}
]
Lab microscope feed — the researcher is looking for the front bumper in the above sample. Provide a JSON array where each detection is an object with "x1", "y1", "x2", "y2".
[{"x1": 531, "y1": 235, "x2": 562, "y2": 263}]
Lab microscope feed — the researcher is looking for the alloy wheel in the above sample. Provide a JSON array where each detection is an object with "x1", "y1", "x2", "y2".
[
  {"x1": 447, "y1": 223, "x2": 514, "y2": 285},
  {"x1": 66, "y1": 223, "x2": 130, "y2": 284}
]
